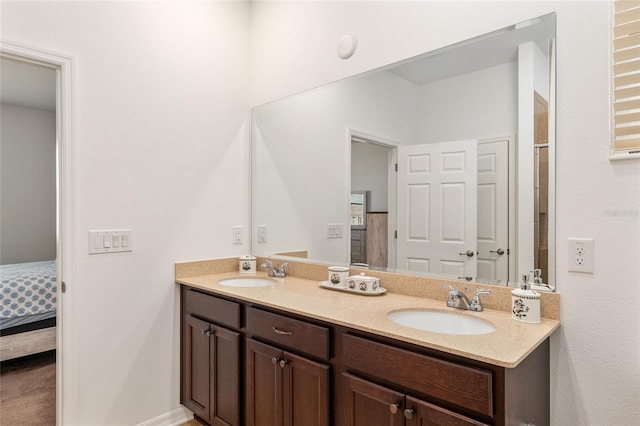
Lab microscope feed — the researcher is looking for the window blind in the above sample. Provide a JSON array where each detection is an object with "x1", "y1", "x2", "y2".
[{"x1": 613, "y1": 0, "x2": 640, "y2": 153}]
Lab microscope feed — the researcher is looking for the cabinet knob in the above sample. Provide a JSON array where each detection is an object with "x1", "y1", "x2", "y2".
[
  {"x1": 202, "y1": 329, "x2": 212, "y2": 337},
  {"x1": 403, "y1": 408, "x2": 415, "y2": 419},
  {"x1": 388, "y1": 403, "x2": 399, "y2": 414},
  {"x1": 271, "y1": 357, "x2": 279, "y2": 365},
  {"x1": 279, "y1": 359, "x2": 288, "y2": 368}
]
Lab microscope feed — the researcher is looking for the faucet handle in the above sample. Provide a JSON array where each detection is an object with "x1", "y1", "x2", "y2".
[
  {"x1": 440, "y1": 283, "x2": 458, "y2": 307},
  {"x1": 440, "y1": 283, "x2": 456, "y2": 292},
  {"x1": 279, "y1": 263, "x2": 288, "y2": 275},
  {"x1": 469, "y1": 289, "x2": 491, "y2": 311}
]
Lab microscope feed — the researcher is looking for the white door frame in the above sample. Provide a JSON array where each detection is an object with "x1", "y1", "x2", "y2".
[
  {"x1": 1, "y1": 39, "x2": 74, "y2": 426},
  {"x1": 347, "y1": 128, "x2": 399, "y2": 267}
]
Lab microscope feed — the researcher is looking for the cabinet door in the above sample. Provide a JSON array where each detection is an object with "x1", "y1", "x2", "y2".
[
  {"x1": 283, "y1": 351, "x2": 330, "y2": 426},
  {"x1": 210, "y1": 325, "x2": 241, "y2": 426},
  {"x1": 404, "y1": 396, "x2": 490, "y2": 426},
  {"x1": 184, "y1": 315, "x2": 212, "y2": 422},
  {"x1": 246, "y1": 339, "x2": 283, "y2": 426},
  {"x1": 344, "y1": 373, "x2": 405, "y2": 426}
]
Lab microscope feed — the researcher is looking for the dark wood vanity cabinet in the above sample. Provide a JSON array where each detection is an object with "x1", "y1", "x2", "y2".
[
  {"x1": 344, "y1": 373, "x2": 488, "y2": 426},
  {"x1": 180, "y1": 285, "x2": 550, "y2": 426},
  {"x1": 246, "y1": 338, "x2": 330, "y2": 426},
  {"x1": 245, "y1": 306, "x2": 331, "y2": 426},
  {"x1": 181, "y1": 288, "x2": 241, "y2": 426}
]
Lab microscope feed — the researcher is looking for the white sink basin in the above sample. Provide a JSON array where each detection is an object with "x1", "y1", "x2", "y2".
[
  {"x1": 387, "y1": 309, "x2": 496, "y2": 335},
  {"x1": 218, "y1": 278, "x2": 276, "y2": 288}
]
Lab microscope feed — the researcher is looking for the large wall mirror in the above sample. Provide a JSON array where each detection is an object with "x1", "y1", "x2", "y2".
[{"x1": 252, "y1": 13, "x2": 556, "y2": 290}]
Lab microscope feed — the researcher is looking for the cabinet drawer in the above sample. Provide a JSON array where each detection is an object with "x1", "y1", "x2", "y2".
[
  {"x1": 343, "y1": 334, "x2": 493, "y2": 418},
  {"x1": 246, "y1": 307, "x2": 330, "y2": 361},
  {"x1": 185, "y1": 289, "x2": 241, "y2": 329}
]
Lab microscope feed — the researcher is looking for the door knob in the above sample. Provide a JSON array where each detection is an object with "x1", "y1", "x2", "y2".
[
  {"x1": 459, "y1": 250, "x2": 475, "y2": 257},
  {"x1": 404, "y1": 408, "x2": 415, "y2": 419},
  {"x1": 490, "y1": 248, "x2": 505, "y2": 255}
]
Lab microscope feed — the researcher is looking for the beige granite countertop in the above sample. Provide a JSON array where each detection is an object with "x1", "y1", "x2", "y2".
[{"x1": 176, "y1": 259, "x2": 560, "y2": 368}]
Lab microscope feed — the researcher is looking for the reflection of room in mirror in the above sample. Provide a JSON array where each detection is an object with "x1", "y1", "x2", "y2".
[{"x1": 251, "y1": 13, "x2": 556, "y2": 290}]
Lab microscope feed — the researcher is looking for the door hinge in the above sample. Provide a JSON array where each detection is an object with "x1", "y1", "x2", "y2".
[
  {"x1": 395, "y1": 163, "x2": 398, "y2": 172},
  {"x1": 394, "y1": 230, "x2": 398, "y2": 239},
  {"x1": 61, "y1": 281, "x2": 66, "y2": 293}
]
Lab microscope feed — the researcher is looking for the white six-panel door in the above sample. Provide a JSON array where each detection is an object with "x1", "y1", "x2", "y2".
[
  {"x1": 396, "y1": 140, "x2": 478, "y2": 277},
  {"x1": 476, "y1": 139, "x2": 510, "y2": 282}
]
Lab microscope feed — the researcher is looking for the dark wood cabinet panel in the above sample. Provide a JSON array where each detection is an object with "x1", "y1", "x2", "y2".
[
  {"x1": 246, "y1": 338, "x2": 330, "y2": 426},
  {"x1": 210, "y1": 326, "x2": 240, "y2": 426},
  {"x1": 246, "y1": 306, "x2": 330, "y2": 361},
  {"x1": 343, "y1": 333, "x2": 493, "y2": 418},
  {"x1": 344, "y1": 373, "x2": 405, "y2": 426},
  {"x1": 246, "y1": 338, "x2": 282, "y2": 426},
  {"x1": 185, "y1": 289, "x2": 241, "y2": 329},
  {"x1": 183, "y1": 315, "x2": 212, "y2": 421},
  {"x1": 181, "y1": 298, "x2": 240, "y2": 426},
  {"x1": 284, "y1": 351, "x2": 330, "y2": 426},
  {"x1": 405, "y1": 395, "x2": 490, "y2": 426}
]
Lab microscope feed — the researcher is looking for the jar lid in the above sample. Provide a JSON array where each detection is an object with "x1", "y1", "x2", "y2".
[
  {"x1": 348, "y1": 272, "x2": 378, "y2": 281},
  {"x1": 511, "y1": 289, "x2": 540, "y2": 299},
  {"x1": 329, "y1": 266, "x2": 349, "y2": 272}
]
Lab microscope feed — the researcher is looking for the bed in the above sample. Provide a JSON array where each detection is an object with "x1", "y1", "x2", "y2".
[{"x1": 0, "y1": 260, "x2": 57, "y2": 361}]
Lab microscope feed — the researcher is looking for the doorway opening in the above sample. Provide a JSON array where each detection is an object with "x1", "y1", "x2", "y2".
[{"x1": 1, "y1": 40, "x2": 73, "y2": 426}]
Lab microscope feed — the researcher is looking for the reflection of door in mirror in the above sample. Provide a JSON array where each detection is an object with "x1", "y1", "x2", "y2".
[
  {"x1": 534, "y1": 91, "x2": 549, "y2": 283},
  {"x1": 351, "y1": 138, "x2": 394, "y2": 268}
]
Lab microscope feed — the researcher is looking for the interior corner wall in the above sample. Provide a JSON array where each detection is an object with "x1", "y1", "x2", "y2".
[
  {"x1": 1, "y1": 1, "x2": 251, "y2": 424},
  {"x1": 250, "y1": 2, "x2": 640, "y2": 425},
  {"x1": 0, "y1": 104, "x2": 57, "y2": 265}
]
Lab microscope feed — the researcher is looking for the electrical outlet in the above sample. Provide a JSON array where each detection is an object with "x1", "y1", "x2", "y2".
[
  {"x1": 568, "y1": 238, "x2": 594, "y2": 273},
  {"x1": 232, "y1": 226, "x2": 244, "y2": 245},
  {"x1": 257, "y1": 225, "x2": 267, "y2": 244}
]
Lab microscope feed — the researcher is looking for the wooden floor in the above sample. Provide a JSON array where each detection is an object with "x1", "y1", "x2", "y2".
[{"x1": 0, "y1": 350, "x2": 56, "y2": 426}]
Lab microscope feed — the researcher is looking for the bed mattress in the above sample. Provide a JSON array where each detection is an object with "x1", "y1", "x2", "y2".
[{"x1": 0, "y1": 261, "x2": 57, "y2": 331}]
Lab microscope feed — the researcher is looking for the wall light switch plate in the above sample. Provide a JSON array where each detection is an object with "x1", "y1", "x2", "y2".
[
  {"x1": 89, "y1": 230, "x2": 133, "y2": 254},
  {"x1": 327, "y1": 223, "x2": 344, "y2": 239},
  {"x1": 568, "y1": 237, "x2": 594, "y2": 274}
]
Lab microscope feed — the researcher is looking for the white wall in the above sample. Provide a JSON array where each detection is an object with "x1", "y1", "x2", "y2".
[
  {"x1": 0, "y1": 104, "x2": 57, "y2": 264},
  {"x1": 1, "y1": 1, "x2": 250, "y2": 425},
  {"x1": 417, "y1": 62, "x2": 518, "y2": 143},
  {"x1": 351, "y1": 142, "x2": 390, "y2": 212},
  {"x1": 250, "y1": 2, "x2": 640, "y2": 425},
  {"x1": 252, "y1": 70, "x2": 415, "y2": 263}
]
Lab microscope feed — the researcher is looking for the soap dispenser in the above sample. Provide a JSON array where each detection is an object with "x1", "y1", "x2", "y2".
[{"x1": 511, "y1": 274, "x2": 541, "y2": 323}]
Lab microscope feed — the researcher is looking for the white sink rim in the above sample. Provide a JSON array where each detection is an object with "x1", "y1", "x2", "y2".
[
  {"x1": 387, "y1": 309, "x2": 496, "y2": 335},
  {"x1": 218, "y1": 277, "x2": 276, "y2": 288}
]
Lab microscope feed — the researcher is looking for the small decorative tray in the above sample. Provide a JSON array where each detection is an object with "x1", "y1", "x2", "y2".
[{"x1": 319, "y1": 281, "x2": 387, "y2": 296}]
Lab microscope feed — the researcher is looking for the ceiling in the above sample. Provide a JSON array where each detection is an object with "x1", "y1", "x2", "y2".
[
  {"x1": 389, "y1": 15, "x2": 554, "y2": 86},
  {"x1": 1, "y1": 57, "x2": 56, "y2": 111}
]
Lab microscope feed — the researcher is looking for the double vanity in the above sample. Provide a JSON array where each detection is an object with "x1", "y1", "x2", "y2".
[{"x1": 176, "y1": 257, "x2": 560, "y2": 426}]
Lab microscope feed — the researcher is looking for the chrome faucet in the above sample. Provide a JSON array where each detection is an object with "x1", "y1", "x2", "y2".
[
  {"x1": 261, "y1": 261, "x2": 288, "y2": 278},
  {"x1": 531, "y1": 269, "x2": 543, "y2": 285},
  {"x1": 441, "y1": 283, "x2": 491, "y2": 312}
]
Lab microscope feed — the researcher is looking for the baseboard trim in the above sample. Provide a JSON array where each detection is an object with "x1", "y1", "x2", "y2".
[{"x1": 136, "y1": 406, "x2": 194, "y2": 426}]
